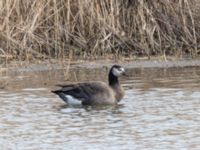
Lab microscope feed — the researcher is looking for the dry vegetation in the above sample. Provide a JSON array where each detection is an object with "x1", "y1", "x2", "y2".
[{"x1": 0, "y1": 0, "x2": 200, "y2": 61}]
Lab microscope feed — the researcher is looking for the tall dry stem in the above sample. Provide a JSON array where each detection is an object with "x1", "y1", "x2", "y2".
[{"x1": 0, "y1": 0, "x2": 200, "y2": 61}]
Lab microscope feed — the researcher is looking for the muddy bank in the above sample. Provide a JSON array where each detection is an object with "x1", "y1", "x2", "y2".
[
  {"x1": 74, "y1": 59, "x2": 200, "y2": 69},
  {"x1": 2, "y1": 59, "x2": 200, "y2": 73},
  {"x1": 1, "y1": 59, "x2": 200, "y2": 90}
]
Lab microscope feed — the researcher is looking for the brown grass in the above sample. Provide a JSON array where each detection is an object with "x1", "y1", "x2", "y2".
[{"x1": 0, "y1": 0, "x2": 200, "y2": 62}]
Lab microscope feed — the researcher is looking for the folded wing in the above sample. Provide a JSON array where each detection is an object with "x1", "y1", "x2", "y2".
[{"x1": 52, "y1": 82, "x2": 110, "y2": 104}]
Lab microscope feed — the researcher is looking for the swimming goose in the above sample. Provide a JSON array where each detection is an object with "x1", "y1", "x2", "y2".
[{"x1": 52, "y1": 65, "x2": 126, "y2": 105}]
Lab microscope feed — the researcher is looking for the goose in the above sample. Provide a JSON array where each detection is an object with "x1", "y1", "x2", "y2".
[{"x1": 52, "y1": 65, "x2": 126, "y2": 105}]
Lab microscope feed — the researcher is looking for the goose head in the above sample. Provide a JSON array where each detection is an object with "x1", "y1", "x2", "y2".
[
  {"x1": 111, "y1": 65, "x2": 126, "y2": 77},
  {"x1": 109, "y1": 65, "x2": 126, "y2": 85}
]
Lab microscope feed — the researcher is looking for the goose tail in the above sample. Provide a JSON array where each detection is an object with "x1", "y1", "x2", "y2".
[
  {"x1": 52, "y1": 90, "x2": 68, "y2": 103},
  {"x1": 51, "y1": 90, "x2": 60, "y2": 94},
  {"x1": 52, "y1": 90, "x2": 82, "y2": 105}
]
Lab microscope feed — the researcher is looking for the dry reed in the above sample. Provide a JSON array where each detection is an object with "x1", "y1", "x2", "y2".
[{"x1": 0, "y1": 0, "x2": 200, "y2": 61}]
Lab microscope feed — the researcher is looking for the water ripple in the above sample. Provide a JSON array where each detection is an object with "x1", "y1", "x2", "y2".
[{"x1": 0, "y1": 67, "x2": 200, "y2": 150}]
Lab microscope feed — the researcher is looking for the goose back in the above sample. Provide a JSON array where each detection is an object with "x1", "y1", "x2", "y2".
[{"x1": 53, "y1": 82, "x2": 116, "y2": 105}]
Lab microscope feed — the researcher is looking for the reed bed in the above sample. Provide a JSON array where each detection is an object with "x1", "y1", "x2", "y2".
[{"x1": 0, "y1": 0, "x2": 200, "y2": 61}]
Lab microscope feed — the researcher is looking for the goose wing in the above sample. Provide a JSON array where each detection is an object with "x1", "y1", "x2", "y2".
[{"x1": 52, "y1": 82, "x2": 109, "y2": 103}]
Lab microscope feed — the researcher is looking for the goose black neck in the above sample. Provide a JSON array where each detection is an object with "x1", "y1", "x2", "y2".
[{"x1": 108, "y1": 71, "x2": 119, "y2": 86}]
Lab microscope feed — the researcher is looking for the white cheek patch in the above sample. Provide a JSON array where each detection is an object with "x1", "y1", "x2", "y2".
[
  {"x1": 120, "y1": 68, "x2": 125, "y2": 72},
  {"x1": 112, "y1": 68, "x2": 124, "y2": 76}
]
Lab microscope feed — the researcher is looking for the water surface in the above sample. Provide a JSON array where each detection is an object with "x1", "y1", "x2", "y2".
[{"x1": 0, "y1": 66, "x2": 200, "y2": 150}]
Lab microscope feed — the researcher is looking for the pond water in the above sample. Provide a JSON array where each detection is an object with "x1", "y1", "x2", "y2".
[{"x1": 0, "y1": 66, "x2": 200, "y2": 150}]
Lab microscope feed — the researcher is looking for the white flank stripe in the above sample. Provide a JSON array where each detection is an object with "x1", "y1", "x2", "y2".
[{"x1": 65, "y1": 95, "x2": 82, "y2": 105}]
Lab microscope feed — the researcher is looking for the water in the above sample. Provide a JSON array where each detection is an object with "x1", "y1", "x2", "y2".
[{"x1": 0, "y1": 66, "x2": 200, "y2": 150}]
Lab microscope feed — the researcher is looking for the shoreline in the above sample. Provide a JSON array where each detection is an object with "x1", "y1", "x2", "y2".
[
  {"x1": 73, "y1": 59, "x2": 200, "y2": 69},
  {"x1": 1, "y1": 58, "x2": 200, "y2": 73}
]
